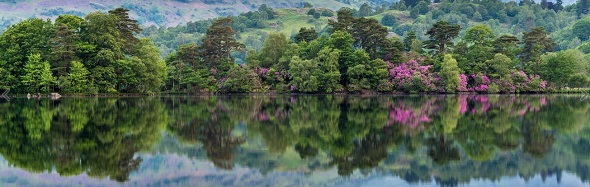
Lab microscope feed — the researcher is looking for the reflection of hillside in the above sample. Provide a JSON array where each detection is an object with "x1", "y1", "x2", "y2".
[
  {"x1": 0, "y1": 98, "x2": 166, "y2": 182},
  {"x1": 163, "y1": 95, "x2": 590, "y2": 186}
]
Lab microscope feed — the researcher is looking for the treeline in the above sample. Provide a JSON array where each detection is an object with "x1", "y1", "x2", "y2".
[
  {"x1": 0, "y1": 8, "x2": 166, "y2": 94},
  {"x1": 166, "y1": 8, "x2": 590, "y2": 94},
  {"x1": 2, "y1": 4, "x2": 590, "y2": 94}
]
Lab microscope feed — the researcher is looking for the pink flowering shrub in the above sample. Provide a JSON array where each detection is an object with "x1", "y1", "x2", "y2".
[
  {"x1": 388, "y1": 60, "x2": 439, "y2": 93},
  {"x1": 459, "y1": 74, "x2": 469, "y2": 92},
  {"x1": 255, "y1": 67, "x2": 291, "y2": 91},
  {"x1": 509, "y1": 70, "x2": 548, "y2": 92},
  {"x1": 457, "y1": 71, "x2": 547, "y2": 93}
]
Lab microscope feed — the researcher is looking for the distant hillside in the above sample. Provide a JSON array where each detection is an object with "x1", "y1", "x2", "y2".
[
  {"x1": 0, "y1": 0, "x2": 577, "y2": 29},
  {"x1": 0, "y1": 0, "x2": 392, "y2": 28}
]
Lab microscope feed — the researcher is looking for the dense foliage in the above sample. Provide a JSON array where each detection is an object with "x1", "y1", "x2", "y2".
[
  {"x1": 2, "y1": 0, "x2": 590, "y2": 94},
  {"x1": 0, "y1": 8, "x2": 166, "y2": 94}
]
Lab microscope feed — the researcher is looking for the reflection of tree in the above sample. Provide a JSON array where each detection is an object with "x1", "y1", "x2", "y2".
[
  {"x1": 522, "y1": 121, "x2": 555, "y2": 158},
  {"x1": 427, "y1": 135, "x2": 459, "y2": 165},
  {"x1": 165, "y1": 97, "x2": 245, "y2": 169},
  {"x1": 0, "y1": 98, "x2": 166, "y2": 182},
  {"x1": 160, "y1": 95, "x2": 590, "y2": 184}
]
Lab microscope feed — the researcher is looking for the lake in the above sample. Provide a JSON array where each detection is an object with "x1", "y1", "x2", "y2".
[{"x1": 0, "y1": 95, "x2": 589, "y2": 187}]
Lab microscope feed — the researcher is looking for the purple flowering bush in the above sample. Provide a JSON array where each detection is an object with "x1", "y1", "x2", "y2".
[
  {"x1": 457, "y1": 71, "x2": 547, "y2": 93},
  {"x1": 388, "y1": 60, "x2": 439, "y2": 93}
]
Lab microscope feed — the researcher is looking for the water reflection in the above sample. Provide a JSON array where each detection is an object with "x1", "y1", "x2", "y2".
[
  {"x1": 0, "y1": 98, "x2": 167, "y2": 182},
  {"x1": 0, "y1": 95, "x2": 589, "y2": 186}
]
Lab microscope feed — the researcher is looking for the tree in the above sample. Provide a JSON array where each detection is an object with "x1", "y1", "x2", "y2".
[
  {"x1": 457, "y1": 24, "x2": 496, "y2": 74},
  {"x1": 289, "y1": 56, "x2": 321, "y2": 93},
  {"x1": 294, "y1": 27, "x2": 318, "y2": 43},
  {"x1": 351, "y1": 18, "x2": 390, "y2": 59},
  {"x1": 108, "y1": 8, "x2": 142, "y2": 54},
  {"x1": 463, "y1": 24, "x2": 495, "y2": 46},
  {"x1": 21, "y1": 54, "x2": 55, "y2": 93},
  {"x1": 199, "y1": 17, "x2": 244, "y2": 73},
  {"x1": 414, "y1": 1, "x2": 429, "y2": 15},
  {"x1": 257, "y1": 33, "x2": 290, "y2": 68},
  {"x1": 573, "y1": 18, "x2": 590, "y2": 41},
  {"x1": 541, "y1": 49, "x2": 589, "y2": 87},
  {"x1": 405, "y1": 0, "x2": 423, "y2": 8},
  {"x1": 0, "y1": 18, "x2": 54, "y2": 92},
  {"x1": 327, "y1": 31, "x2": 355, "y2": 85},
  {"x1": 488, "y1": 54, "x2": 514, "y2": 79},
  {"x1": 381, "y1": 14, "x2": 397, "y2": 27},
  {"x1": 219, "y1": 65, "x2": 260, "y2": 93},
  {"x1": 440, "y1": 54, "x2": 460, "y2": 93},
  {"x1": 328, "y1": 8, "x2": 355, "y2": 34},
  {"x1": 307, "y1": 9, "x2": 317, "y2": 16},
  {"x1": 494, "y1": 35, "x2": 520, "y2": 59},
  {"x1": 577, "y1": 0, "x2": 590, "y2": 18},
  {"x1": 521, "y1": 27, "x2": 555, "y2": 74},
  {"x1": 424, "y1": 21, "x2": 461, "y2": 54},
  {"x1": 50, "y1": 23, "x2": 80, "y2": 77},
  {"x1": 64, "y1": 61, "x2": 91, "y2": 93},
  {"x1": 358, "y1": 3, "x2": 373, "y2": 17},
  {"x1": 317, "y1": 47, "x2": 343, "y2": 93},
  {"x1": 346, "y1": 50, "x2": 388, "y2": 92},
  {"x1": 404, "y1": 30, "x2": 417, "y2": 52}
]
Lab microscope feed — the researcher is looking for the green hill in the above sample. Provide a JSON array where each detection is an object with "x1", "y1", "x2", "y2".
[{"x1": 0, "y1": 0, "x2": 385, "y2": 28}]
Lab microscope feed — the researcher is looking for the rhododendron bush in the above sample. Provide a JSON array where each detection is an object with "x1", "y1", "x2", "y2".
[
  {"x1": 387, "y1": 60, "x2": 440, "y2": 93},
  {"x1": 456, "y1": 71, "x2": 548, "y2": 93}
]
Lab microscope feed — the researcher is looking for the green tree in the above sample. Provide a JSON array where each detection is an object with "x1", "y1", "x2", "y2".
[
  {"x1": 199, "y1": 17, "x2": 244, "y2": 73},
  {"x1": 488, "y1": 53, "x2": 514, "y2": 79},
  {"x1": 294, "y1": 27, "x2": 318, "y2": 43},
  {"x1": 414, "y1": 1, "x2": 430, "y2": 15},
  {"x1": 541, "y1": 49, "x2": 589, "y2": 87},
  {"x1": 258, "y1": 33, "x2": 290, "y2": 68},
  {"x1": 381, "y1": 14, "x2": 397, "y2": 27},
  {"x1": 577, "y1": 0, "x2": 590, "y2": 18},
  {"x1": 346, "y1": 50, "x2": 388, "y2": 92},
  {"x1": 457, "y1": 24, "x2": 496, "y2": 74},
  {"x1": 328, "y1": 8, "x2": 355, "y2": 34},
  {"x1": 404, "y1": 30, "x2": 417, "y2": 52},
  {"x1": 0, "y1": 18, "x2": 54, "y2": 92},
  {"x1": 220, "y1": 65, "x2": 260, "y2": 93},
  {"x1": 494, "y1": 35, "x2": 520, "y2": 60},
  {"x1": 64, "y1": 61, "x2": 91, "y2": 93},
  {"x1": 440, "y1": 54, "x2": 460, "y2": 93},
  {"x1": 289, "y1": 56, "x2": 321, "y2": 93},
  {"x1": 327, "y1": 31, "x2": 355, "y2": 85},
  {"x1": 39, "y1": 60, "x2": 56, "y2": 93},
  {"x1": 317, "y1": 47, "x2": 343, "y2": 93},
  {"x1": 424, "y1": 21, "x2": 461, "y2": 54},
  {"x1": 358, "y1": 3, "x2": 373, "y2": 17},
  {"x1": 108, "y1": 8, "x2": 142, "y2": 54},
  {"x1": 307, "y1": 9, "x2": 317, "y2": 16},
  {"x1": 50, "y1": 23, "x2": 80, "y2": 77},
  {"x1": 21, "y1": 54, "x2": 55, "y2": 93},
  {"x1": 573, "y1": 17, "x2": 590, "y2": 41},
  {"x1": 521, "y1": 27, "x2": 556, "y2": 74},
  {"x1": 351, "y1": 18, "x2": 390, "y2": 59},
  {"x1": 463, "y1": 24, "x2": 495, "y2": 46}
]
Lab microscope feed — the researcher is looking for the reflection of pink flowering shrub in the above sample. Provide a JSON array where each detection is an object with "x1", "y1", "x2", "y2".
[
  {"x1": 387, "y1": 99, "x2": 439, "y2": 128},
  {"x1": 459, "y1": 95, "x2": 549, "y2": 116}
]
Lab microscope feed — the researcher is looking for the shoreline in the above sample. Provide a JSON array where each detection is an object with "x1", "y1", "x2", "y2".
[{"x1": 2, "y1": 91, "x2": 588, "y2": 99}]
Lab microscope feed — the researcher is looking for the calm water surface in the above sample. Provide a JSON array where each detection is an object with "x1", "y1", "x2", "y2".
[{"x1": 0, "y1": 95, "x2": 589, "y2": 187}]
